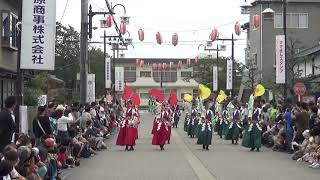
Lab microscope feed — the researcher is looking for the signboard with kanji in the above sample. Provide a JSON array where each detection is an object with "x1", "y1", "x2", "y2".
[{"x1": 21, "y1": 0, "x2": 56, "y2": 70}]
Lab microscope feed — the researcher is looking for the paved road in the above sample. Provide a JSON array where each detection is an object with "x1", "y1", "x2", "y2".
[{"x1": 64, "y1": 112, "x2": 320, "y2": 180}]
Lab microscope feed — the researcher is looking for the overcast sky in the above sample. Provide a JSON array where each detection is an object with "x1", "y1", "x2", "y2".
[{"x1": 56, "y1": 0, "x2": 251, "y2": 62}]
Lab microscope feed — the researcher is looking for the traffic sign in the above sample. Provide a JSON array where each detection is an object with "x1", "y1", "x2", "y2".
[{"x1": 294, "y1": 82, "x2": 306, "y2": 96}]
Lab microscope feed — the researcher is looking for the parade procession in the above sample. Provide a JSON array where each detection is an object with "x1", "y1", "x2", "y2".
[{"x1": 1, "y1": 0, "x2": 320, "y2": 179}]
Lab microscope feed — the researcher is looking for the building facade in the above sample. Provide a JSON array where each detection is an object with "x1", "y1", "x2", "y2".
[
  {"x1": 246, "y1": 0, "x2": 320, "y2": 87},
  {"x1": 0, "y1": 0, "x2": 19, "y2": 109},
  {"x1": 115, "y1": 58, "x2": 198, "y2": 106}
]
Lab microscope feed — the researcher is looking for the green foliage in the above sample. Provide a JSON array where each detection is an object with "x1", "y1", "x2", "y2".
[
  {"x1": 54, "y1": 22, "x2": 80, "y2": 90},
  {"x1": 72, "y1": 90, "x2": 80, "y2": 101},
  {"x1": 310, "y1": 83, "x2": 320, "y2": 93},
  {"x1": 89, "y1": 47, "x2": 105, "y2": 97},
  {"x1": 24, "y1": 73, "x2": 48, "y2": 106}
]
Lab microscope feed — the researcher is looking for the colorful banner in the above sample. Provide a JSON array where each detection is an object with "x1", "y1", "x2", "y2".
[
  {"x1": 105, "y1": 57, "x2": 111, "y2": 88},
  {"x1": 21, "y1": 0, "x2": 56, "y2": 70},
  {"x1": 212, "y1": 66, "x2": 218, "y2": 91},
  {"x1": 276, "y1": 35, "x2": 285, "y2": 84},
  {"x1": 115, "y1": 67, "x2": 124, "y2": 91},
  {"x1": 226, "y1": 58, "x2": 233, "y2": 90},
  {"x1": 86, "y1": 74, "x2": 96, "y2": 103}
]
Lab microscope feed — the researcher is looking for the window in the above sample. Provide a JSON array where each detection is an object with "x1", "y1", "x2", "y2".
[
  {"x1": 1, "y1": 11, "x2": 18, "y2": 50},
  {"x1": 153, "y1": 70, "x2": 177, "y2": 83},
  {"x1": 124, "y1": 66, "x2": 136, "y2": 82},
  {"x1": 274, "y1": 13, "x2": 308, "y2": 28},
  {"x1": 140, "y1": 71, "x2": 151, "y2": 77},
  {"x1": 181, "y1": 71, "x2": 192, "y2": 78}
]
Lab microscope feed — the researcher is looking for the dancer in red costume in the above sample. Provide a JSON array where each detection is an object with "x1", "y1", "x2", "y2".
[
  {"x1": 116, "y1": 101, "x2": 139, "y2": 151},
  {"x1": 152, "y1": 104, "x2": 170, "y2": 150}
]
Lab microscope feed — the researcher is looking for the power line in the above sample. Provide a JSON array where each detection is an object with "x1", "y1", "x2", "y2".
[{"x1": 60, "y1": 0, "x2": 70, "y2": 22}]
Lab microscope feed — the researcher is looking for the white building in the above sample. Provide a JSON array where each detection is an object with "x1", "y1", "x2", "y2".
[{"x1": 115, "y1": 58, "x2": 198, "y2": 106}]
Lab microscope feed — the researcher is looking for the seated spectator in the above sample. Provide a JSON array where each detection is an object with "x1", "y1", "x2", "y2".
[
  {"x1": 0, "y1": 159, "x2": 14, "y2": 180},
  {"x1": 2, "y1": 146, "x2": 24, "y2": 179},
  {"x1": 83, "y1": 121, "x2": 107, "y2": 151},
  {"x1": 69, "y1": 129, "x2": 96, "y2": 159},
  {"x1": 292, "y1": 130, "x2": 311, "y2": 160},
  {"x1": 262, "y1": 122, "x2": 279, "y2": 147},
  {"x1": 272, "y1": 121, "x2": 286, "y2": 152},
  {"x1": 16, "y1": 146, "x2": 42, "y2": 180}
]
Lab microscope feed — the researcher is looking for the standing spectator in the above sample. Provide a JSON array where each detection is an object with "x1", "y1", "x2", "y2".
[
  {"x1": 80, "y1": 106, "x2": 92, "y2": 131},
  {"x1": 0, "y1": 96, "x2": 16, "y2": 152},
  {"x1": 45, "y1": 102, "x2": 56, "y2": 117},
  {"x1": 33, "y1": 106, "x2": 52, "y2": 145},
  {"x1": 56, "y1": 105, "x2": 74, "y2": 145},
  {"x1": 284, "y1": 108, "x2": 294, "y2": 153},
  {"x1": 293, "y1": 102, "x2": 310, "y2": 144}
]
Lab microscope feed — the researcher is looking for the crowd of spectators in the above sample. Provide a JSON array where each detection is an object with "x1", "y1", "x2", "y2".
[
  {"x1": 0, "y1": 96, "x2": 121, "y2": 180},
  {"x1": 259, "y1": 99, "x2": 320, "y2": 168}
]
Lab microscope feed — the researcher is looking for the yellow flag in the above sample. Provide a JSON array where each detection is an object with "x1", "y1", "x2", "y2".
[
  {"x1": 198, "y1": 84, "x2": 211, "y2": 100},
  {"x1": 254, "y1": 84, "x2": 265, "y2": 97},
  {"x1": 184, "y1": 94, "x2": 193, "y2": 102}
]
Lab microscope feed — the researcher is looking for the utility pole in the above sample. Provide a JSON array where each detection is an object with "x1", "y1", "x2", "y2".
[
  {"x1": 231, "y1": 33, "x2": 235, "y2": 97},
  {"x1": 15, "y1": 0, "x2": 23, "y2": 133},
  {"x1": 216, "y1": 44, "x2": 219, "y2": 91},
  {"x1": 80, "y1": 0, "x2": 89, "y2": 104},
  {"x1": 216, "y1": 34, "x2": 237, "y2": 97},
  {"x1": 283, "y1": 0, "x2": 288, "y2": 100}
]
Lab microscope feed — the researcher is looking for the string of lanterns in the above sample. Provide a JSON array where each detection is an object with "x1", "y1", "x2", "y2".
[
  {"x1": 103, "y1": 13, "x2": 262, "y2": 69},
  {"x1": 103, "y1": 15, "x2": 260, "y2": 46}
]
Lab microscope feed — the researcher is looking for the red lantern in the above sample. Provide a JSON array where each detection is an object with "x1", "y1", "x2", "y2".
[
  {"x1": 106, "y1": 15, "x2": 113, "y2": 28},
  {"x1": 156, "y1": 32, "x2": 162, "y2": 45},
  {"x1": 253, "y1": 15, "x2": 260, "y2": 29},
  {"x1": 135, "y1": 58, "x2": 140, "y2": 65},
  {"x1": 235, "y1": 21, "x2": 241, "y2": 36},
  {"x1": 172, "y1": 33, "x2": 178, "y2": 46},
  {"x1": 120, "y1": 23, "x2": 126, "y2": 35},
  {"x1": 210, "y1": 28, "x2": 219, "y2": 42},
  {"x1": 152, "y1": 63, "x2": 158, "y2": 70},
  {"x1": 158, "y1": 63, "x2": 162, "y2": 70},
  {"x1": 138, "y1": 28, "x2": 144, "y2": 42},
  {"x1": 140, "y1": 60, "x2": 144, "y2": 67}
]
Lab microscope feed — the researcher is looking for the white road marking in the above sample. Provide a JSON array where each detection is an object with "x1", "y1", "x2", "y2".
[{"x1": 172, "y1": 130, "x2": 217, "y2": 180}]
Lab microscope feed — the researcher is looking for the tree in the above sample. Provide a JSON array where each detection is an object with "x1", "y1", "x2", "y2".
[
  {"x1": 239, "y1": 60, "x2": 262, "y2": 92},
  {"x1": 24, "y1": 73, "x2": 48, "y2": 106},
  {"x1": 54, "y1": 22, "x2": 80, "y2": 90},
  {"x1": 89, "y1": 47, "x2": 105, "y2": 97}
]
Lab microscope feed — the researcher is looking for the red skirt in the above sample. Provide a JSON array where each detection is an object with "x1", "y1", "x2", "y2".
[
  {"x1": 152, "y1": 123, "x2": 167, "y2": 146},
  {"x1": 167, "y1": 125, "x2": 172, "y2": 141},
  {"x1": 151, "y1": 120, "x2": 158, "y2": 135},
  {"x1": 125, "y1": 127, "x2": 137, "y2": 146},
  {"x1": 116, "y1": 126, "x2": 127, "y2": 146}
]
